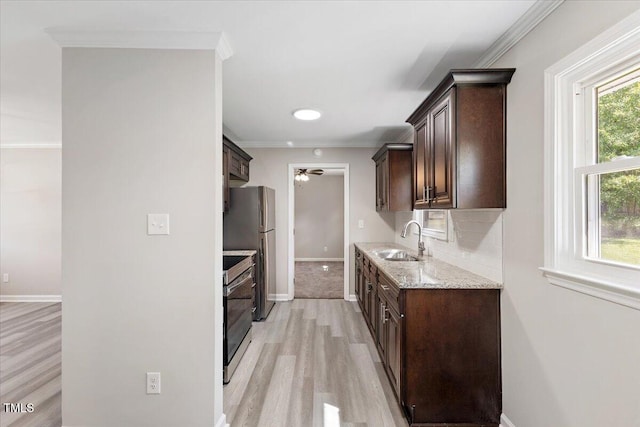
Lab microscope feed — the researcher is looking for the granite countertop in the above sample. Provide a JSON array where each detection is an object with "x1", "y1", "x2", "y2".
[
  {"x1": 355, "y1": 242, "x2": 502, "y2": 290},
  {"x1": 223, "y1": 250, "x2": 257, "y2": 257}
]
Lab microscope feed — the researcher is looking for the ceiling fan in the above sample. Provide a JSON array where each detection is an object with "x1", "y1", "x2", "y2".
[{"x1": 295, "y1": 168, "x2": 324, "y2": 182}]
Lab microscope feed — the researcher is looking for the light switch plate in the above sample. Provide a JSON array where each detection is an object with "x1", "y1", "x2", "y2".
[
  {"x1": 358, "y1": 220, "x2": 364, "y2": 229},
  {"x1": 147, "y1": 214, "x2": 170, "y2": 235}
]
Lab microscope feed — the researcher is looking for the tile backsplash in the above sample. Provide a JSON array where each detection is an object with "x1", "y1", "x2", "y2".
[{"x1": 395, "y1": 210, "x2": 503, "y2": 283}]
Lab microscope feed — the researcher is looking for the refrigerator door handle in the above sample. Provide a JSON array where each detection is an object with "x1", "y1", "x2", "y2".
[
  {"x1": 262, "y1": 236, "x2": 269, "y2": 304},
  {"x1": 261, "y1": 187, "x2": 268, "y2": 232}
]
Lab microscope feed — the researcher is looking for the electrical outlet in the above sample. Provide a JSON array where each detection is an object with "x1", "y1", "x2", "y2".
[
  {"x1": 147, "y1": 214, "x2": 170, "y2": 235},
  {"x1": 323, "y1": 246, "x2": 328, "y2": 252},
  {"x1": 2, "y1": 273, "x2": 8, "y2": 283},
  {"x1": 358, "y1": 220, "x2": 364, "y2": 229},
  {"x1": 146, "y1": 372, "x2": 161, "y2": 394}
]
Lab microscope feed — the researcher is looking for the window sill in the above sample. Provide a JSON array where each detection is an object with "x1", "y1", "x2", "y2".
[{"x1": 540, "y1": 267, "x2": 640, "y2": 311}]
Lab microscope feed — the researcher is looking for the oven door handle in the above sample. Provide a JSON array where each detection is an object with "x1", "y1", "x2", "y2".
[{"x1": 225, "y1": 272, "x2": 253, "y2": 297}]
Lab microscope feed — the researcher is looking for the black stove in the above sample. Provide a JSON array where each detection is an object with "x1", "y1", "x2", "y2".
[{"x1": 222, "y1": 254, "x2": 254, "y2": 383}]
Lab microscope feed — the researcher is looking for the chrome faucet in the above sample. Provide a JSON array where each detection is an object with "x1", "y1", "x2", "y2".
[{"x1": 401, "y1": 220, "x2": 425, "y2": 258}]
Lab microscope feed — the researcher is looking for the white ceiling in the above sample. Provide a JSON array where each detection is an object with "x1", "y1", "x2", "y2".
[{"x1": 0, "y1": 1, "x2": 538, "y2": 148}]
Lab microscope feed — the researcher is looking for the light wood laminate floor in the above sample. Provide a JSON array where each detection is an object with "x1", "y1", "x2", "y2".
[
  {"x1": 224, "y1": 299, "x2": 408, "y2": 427},
  {"x1": 0, "y1": 302, "x2": 61, "y2": 427}
]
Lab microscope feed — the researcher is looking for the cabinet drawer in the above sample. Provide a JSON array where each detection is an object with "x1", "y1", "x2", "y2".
[{"x1": 378, "y1": 271, "x2": 400, "y2": 313}]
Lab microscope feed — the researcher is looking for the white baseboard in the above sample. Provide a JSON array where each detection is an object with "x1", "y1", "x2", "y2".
[
  {"x1": 269, "y1": 293, "x2": 291, "y2": 302},
  {"x1": 0, "y1": 294, "x2": 62, "y2": 302},
  {"x1": 295, "y1": 258, "x2": 344, "y2": 262},
  {"x1": 501, "y1": 413, "x2": 516, "y2": 427},
  {"x1": 215, "y1": 413, "x2": 229, "y2": 427},
  {"x1": 347, "y1": 294, "x2": 357, "y2": 302}
]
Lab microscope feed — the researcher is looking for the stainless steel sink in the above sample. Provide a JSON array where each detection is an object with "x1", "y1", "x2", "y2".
[{"x1": 373, "y1": 249, "x2": 419, "y2": 262}]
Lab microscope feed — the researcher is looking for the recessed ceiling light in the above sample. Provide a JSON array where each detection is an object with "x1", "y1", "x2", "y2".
[
  {"x1": 286, "y1": 141, "x2": 294, "y2": 146},
  {"x1": 293, "y1": 109, "x2": 322, "y2": 121}
]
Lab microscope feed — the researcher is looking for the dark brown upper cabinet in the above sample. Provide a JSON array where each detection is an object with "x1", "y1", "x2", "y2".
[
  {"x1": 224, "y1": 135, "x2": 251, "y2": 182},
  {"x1": 372, "y1": 143, "x2": 413, "y2": 212},
  {"x1": 223, "y1": 135, "x2": 252, "y2": 212},
  {"x1": 407, "y1": 69, "x2": 515, "y2": 209}
]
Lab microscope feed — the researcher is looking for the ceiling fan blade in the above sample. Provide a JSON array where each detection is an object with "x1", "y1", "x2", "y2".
[{"x1": 308, "y1": 169, "x2": 324, "y2": 175}]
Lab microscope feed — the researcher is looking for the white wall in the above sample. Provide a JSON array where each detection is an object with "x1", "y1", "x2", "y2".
[
  {"x1": 492, "y1": 2, "x2": 640, "y2": 426},
  {"x1": 0, "y1": 147, "x2": 61, "y2": 297},
  {"x1": 246, "y1": 147, "x2": 396, "y2": 297},
  {"x1": 61, "y1": 48, "x2": 224, "y2": 427},
  {"x1": 295, "y1": 174, "x2": 344, "y2": 259},
  {"x1": 395, "y1": 210, "x2": 503, "y2": 284}
]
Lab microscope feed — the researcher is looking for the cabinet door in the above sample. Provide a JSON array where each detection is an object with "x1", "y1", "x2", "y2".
[
  {"x1": 355, "y1": 263, "x2": 361, "y2": 301},
  {"x1": 223, "y1": 145, "x2": 230, "y2": 212},
  {"x1": 229, "y1": 151, "x2": 249, "y2": 181},
  {"x1": 382, "y1": 155, "x2": 389, "y2": 210},
  {"x1": 363, "y1": 276, "x2": 372, "y2": 325},
  {"x1": 429, "y1": 90, "x2": 455, "y2": 208},
  {"x1": 367, "y1": 277, "x2": 377, "y2": 330},
  {"x1": 413, "y1": 121, "x2": 429, "y2": 209},
  {"x1": 375, "y1": 154, "x2": 389, "y2": 211},
  {"x1": 376, "y1": 294, "x2": 386, "y2": 359},
  {"x1": 375, "y1": 158, "x2": 383, "y2": 211},
  {"x1": 229, "y1": 151, "x2": 241, "y2": 177},
  {"x1": 358, "y1": 270, "x2": 366, "y2": 309},
  {"x1": 355, "y1": 258, "x2": 364, "y2": 309},
  {"x1": 239, "y1": 159, "x2": 250, "y2": 182},
  {"x1": 386, "y1": 305, "x2": 402, "y2": 397}
]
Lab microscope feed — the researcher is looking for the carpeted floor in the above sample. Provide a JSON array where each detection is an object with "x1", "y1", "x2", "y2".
[{"x1": 294, "y1": 261, "x2": 344, "y2": 299}]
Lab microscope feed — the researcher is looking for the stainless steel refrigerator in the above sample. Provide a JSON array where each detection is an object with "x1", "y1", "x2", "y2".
[{"x1": 223, "y1": 186, "x2": 276, "y2": 320}]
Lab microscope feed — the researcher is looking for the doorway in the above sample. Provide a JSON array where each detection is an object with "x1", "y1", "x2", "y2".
[{"x1": 287, "y1": 163, "x2": 349, "y2": 300}]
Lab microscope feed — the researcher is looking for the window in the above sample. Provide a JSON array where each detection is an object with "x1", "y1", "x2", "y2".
[
  {"x1": 582, "y1": 69, "x2": 640, "y2": 267},
  {"x1": 420, "y1": 209, "x2": 450, "y2": 241},
  {"x1": 543, "y1": 11, "x2": 640, "y2": 310}
]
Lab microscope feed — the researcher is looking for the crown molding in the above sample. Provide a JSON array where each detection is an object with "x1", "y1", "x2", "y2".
[
  {"x1": 44, "y1": 29, "x2": 233, "y2": 60},
  {"x1": 239, "y1": 140, "x2": 382, "y2": 149},
  {"x1": 473, "y1": 0, "x2": 564, "y2": 67}
]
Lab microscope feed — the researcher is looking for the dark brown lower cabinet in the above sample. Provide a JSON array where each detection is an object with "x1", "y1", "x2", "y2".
[
  {"x1": 355, "y1": 250, "x2": 364, "y2": 307},
  {"x1": 355, "y1": 251, "x2": 501, "y2": 427},
  {"x1": 385, "y1": 303, "x2": 402, "y2": 397},
  {"x1": 402, "y1": 289, "x2": 501, "y2": 426}
]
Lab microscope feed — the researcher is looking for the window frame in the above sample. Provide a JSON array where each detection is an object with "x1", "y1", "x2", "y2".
[{"x1": 542, "y1": 10, "x2": 640, "y2": 310}]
